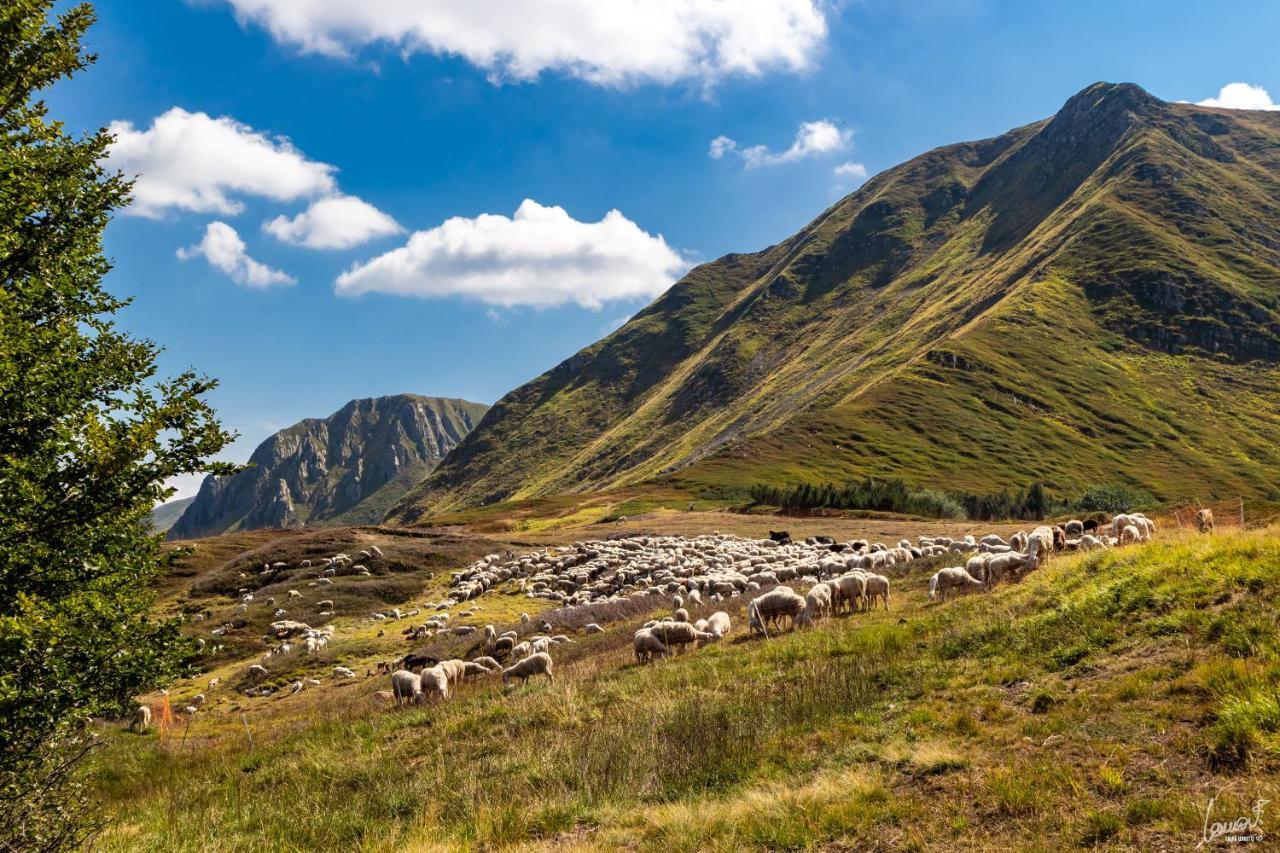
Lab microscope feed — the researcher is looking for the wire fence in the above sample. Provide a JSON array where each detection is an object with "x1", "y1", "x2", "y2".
[{"x1": 1166, "y1": 497, "x2": 1254, "y2": 531}]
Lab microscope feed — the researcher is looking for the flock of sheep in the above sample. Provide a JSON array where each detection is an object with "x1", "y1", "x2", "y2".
[
  {"x1": 383, "y1": 512, "x2": 1164, "y2": 700},
  {"x1": 142, "y1": 511, "x2": 1172, "y2": 727}
]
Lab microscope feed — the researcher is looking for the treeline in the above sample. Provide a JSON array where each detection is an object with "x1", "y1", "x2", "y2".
[{"x1": 747, "y1": 478, "x2": 1154, "y2": 521}]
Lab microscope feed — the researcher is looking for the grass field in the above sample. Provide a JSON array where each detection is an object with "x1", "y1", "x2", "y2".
[{"x1": 89, "y1": 523, "x2": 1280, "y2": 851}]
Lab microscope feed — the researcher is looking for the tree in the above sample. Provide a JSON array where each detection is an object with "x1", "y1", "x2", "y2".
[{"x1": 0, "y1": 3, "x2": 234, "y2": 848}]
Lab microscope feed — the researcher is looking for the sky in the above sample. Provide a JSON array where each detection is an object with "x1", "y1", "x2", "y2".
[{"x1": 44, "y1": 0, "x2": 1280, "y2": 500}]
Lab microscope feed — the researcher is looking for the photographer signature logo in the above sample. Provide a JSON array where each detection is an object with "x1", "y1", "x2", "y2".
[{"x1": 1198, "y1": 795, "x2": 1268, "y2": 848}]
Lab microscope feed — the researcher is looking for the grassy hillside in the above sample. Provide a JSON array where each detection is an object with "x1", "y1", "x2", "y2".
[
  {"x1": 390, "y1": 83, "x2": 1280, "y2": 522},
  {"x1": 148, "y1": 496, "x2": 195, "y2": 534},
  {"x1": 93, "y1": 526, "x2": 1280, "y2": 850}
]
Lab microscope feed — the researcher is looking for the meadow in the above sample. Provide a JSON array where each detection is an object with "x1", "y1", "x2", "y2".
[{"x1": 89, "y1": 523, "x2": 1280, "y2": 851}]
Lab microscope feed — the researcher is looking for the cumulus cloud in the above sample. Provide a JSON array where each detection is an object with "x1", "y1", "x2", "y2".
[
  {"x1": 336, "y1": 199, "x2": 688, "y2": 309},
  {"x1": 1195, "y1": 82, "x2": 1280, "y2": 111},
  {"x1": 215, "y1": 0, "x2": 827, "y2": 86},
  {"x1": 108, "y1": 107, "x2": 336, "y2": 217},
  {"x1": 834, "y1": 161, "x2": 868, "y2": 180},
  {"x1": 178, "y1": 222, "x2": 295, "y2": 288},
  {"x1": 712, "y1": 119, "x2": 851, "y2": 168},
  {"x1": 264, "y1": 194, "x2": 402, "y2": 249}
]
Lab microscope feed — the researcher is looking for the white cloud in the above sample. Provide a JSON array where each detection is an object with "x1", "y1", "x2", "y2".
[
  {"x1": 264, "y1": 194, "x2": 402, "y2": 249},
  {"x1": 1195, "y1": 82, "x2": 1280, "y2": 111},
  {"x1": 712, "y1": 119, "x2": 851, "y2": 168},
  {"x1": 178, "y1": 221, "x2": 295, "y2": 288},
  {"x1": 336, "y1": 199, "x2": 687, "y2": 309},
  {"x1": 215, "y1": 0, "x2": 828, "y2": 87},
  {"x1": 709, "y1": 135, "x2": 737, "y2": 159},
  {"x1": 834, "y1": 161, "x2": 868, "y2": 180},
  {"x1": 108, "y1": 107, "x2": 336, "y2": 217}
]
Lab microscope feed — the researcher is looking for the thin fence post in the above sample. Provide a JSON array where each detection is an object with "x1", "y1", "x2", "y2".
[{"x1": 241, "y1": 713, "x2": 253, "y2": 750}]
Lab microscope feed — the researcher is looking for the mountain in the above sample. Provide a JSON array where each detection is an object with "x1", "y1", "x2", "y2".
[
  {"x1": 388, "y1": 83, "x2": 1280, "y2": 523},
  {"x1": 149, "y1": 496, "x2": 195, "y2": 534},
  {"x1": 170, "y1": 395, "x2": 488, "y2": 539}
]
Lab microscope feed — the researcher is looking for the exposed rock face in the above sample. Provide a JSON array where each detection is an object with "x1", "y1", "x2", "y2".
[{"x1": 169, "y1": 395, "x2": 489, "y2": 539}]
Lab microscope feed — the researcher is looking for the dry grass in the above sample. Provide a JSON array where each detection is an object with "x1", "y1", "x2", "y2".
[{"x1": 94, "y1": 524, "x2": 1280, "y2": 851}]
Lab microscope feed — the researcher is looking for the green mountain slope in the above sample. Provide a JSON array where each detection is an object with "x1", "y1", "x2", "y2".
[
  {"x1": 389, "y1": 83, "x2": 1280, "y2": 522},
  {"x1": 148, "y1": 496, "x2": 195, "y2": 534},
  {"x1": 171, "y1": 395, "x2": 488, "y2": 539}
]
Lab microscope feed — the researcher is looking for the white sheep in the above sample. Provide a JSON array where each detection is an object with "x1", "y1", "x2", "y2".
[
  {"x1": 798, "y1": 582, "x2": 833, "y2": 626},
  {"x1": 747, "y1": 586, "x2": 806, "y2": 635},
  {"x1": 985, "y1": 552, "x2": 1038, "y2": 586},
  {"x1": 334, "y1": 666, "x2": 356, "y2": 678},
  {"x1": 705, "y1": 611, "x2": 731, "y2": 638},
  {"x1": 828, "y1": 574, "x2": 867, "y2": 615},
  {"x1": 928, "y1": 567, "x2": 985, "y2": 602},
  {"x1": 862, "y1": 573, "x2": 890, "y2": 610},
  {"x1": 390, "y1": 669, "x2": 422, "y2": 705},
  {"x1": 584, "y1": 623, "x2": 604, "y2": 634},
  {"x1": 419, "y1": 666, "x2": 450, "y2": 702},
  {"x1": 503, "y1": 652, "x2": 554, "y2": 685},
  {"x1": 634, "y1": 628, "x2": 668, "y2": 663},
  {"x1": 131, "y1": 705, "x2": 151, "y2": 732}
]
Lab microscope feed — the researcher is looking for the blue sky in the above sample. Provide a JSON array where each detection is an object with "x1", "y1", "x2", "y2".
[{"x1": 47, "y1": 1, "x2": 1280, "y2": 499}]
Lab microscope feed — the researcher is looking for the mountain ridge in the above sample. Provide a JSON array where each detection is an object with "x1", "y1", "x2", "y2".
[
  {"x1": 388, "y1": 83, "x2": 1280, "y2": 523},
  {"x1": 171, "y1": 394, "x2": 488, "y2": 539}
]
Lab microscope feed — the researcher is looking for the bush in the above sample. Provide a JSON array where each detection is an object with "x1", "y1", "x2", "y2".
[{"x1": 1071, "y1": 484, "x2": 1156, "y2": 514}]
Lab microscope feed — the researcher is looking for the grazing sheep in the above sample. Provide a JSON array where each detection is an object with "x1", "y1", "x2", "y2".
[
  {"x1": 584, "y1": 623, "x2": 604, "y2": 634},
  {"x1": 463, "y1": 661, "x2": 494, "y2": 678},
  {"x1": 191, "y1": 693, "x2": 206, "y2": 707},
  {"x1": 1120, "y1": 524, "x2": 1141, "y2": 545},
  {"x1": 288, "y1": 589, "x2": 302, "y2": 599},
  {"x1": 673, "y1": 607, "x2": 690, "y2": 623},
  {"x1": 511, "y1": 641, "x2": 532, "y2": 660},
  {"x1": 131, "y1": 705, "x2": 151, "y2": 732},
  {"x1": 435, "y1": 659, "x2": 468, "y2": 686},
  {"x1": 1197, "y1": 508, "x2": 1214, "y2": 534},
  {"x1": 651, "y1": 621, "x2": 715, "y2": 652},
  {"x1": 471, "y1": 656, "x2": 501, "y2": 671},
  {"x1": 247, "y1": 664, "x2": 269, "y2": 682},
  {"x1": 493, "y1": 636, "x2": 516, "y2": 656},
  {"x1": 1052, "y1": 526, "x2": 1067, "y2": 552},
  {"x1": 1064, "y1": 519, "x2": 1084, "y2": 538},
  {"x1": 391, "y1": 669, "x2": 423, "y2": 705},
  {"x1": 1010, "y1": 531, "x2": 1029, "y2": 553},
  {"x1": 928, "y1": 567, "x2": 985, "y2": 602},
  {"x1": 747, "y1": 586, "x2": 806, "y2": 635},
  {"x1": 1026, "y1": 527, "x2": 1054, "y2": 562},
  {"x1": 634, "y1": 628, "x2": 669, "y2": 663},
  {"x1": 334, "y1": 666, "x2": 356, "y2": 678},
  {"x1": 862, "y1": 573, "x2": 890, "y2": 610},
  {"x1": 798, "y1": 582, "x2": 833, "y2": 626},
  {"x1": 208, "y1": 676, "x2": 220, "y2": 688},
  {"x1": 503, "y1": 652, "x2": 554, "y2": 685},
  {"x1": 828, "y1": 574, "x2": 867, "y2": 615},
  {"x1": 1111, "y1": 514, "x2": 1135, "y2": 540},
  {"x1": 419, "y1": 665, "x2": 450, "y2": 701},
  {"x1": 1079, "y1": 534, "x2": 1107, "y2": 551},
  {"x1": 484, "y1": 625, "x2": 497, "y2": 643},
  {"x1": 985, "y1": 552, "x2": 1039, "y2": 586}
]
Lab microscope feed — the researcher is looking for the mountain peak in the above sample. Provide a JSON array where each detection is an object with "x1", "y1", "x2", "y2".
[
  {"x1": 1042, "y1": 81, "x2": 1162, "y2": 144},
  {"x1": 169, "y1": 394, "x2": 489, "y2": 539}
]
